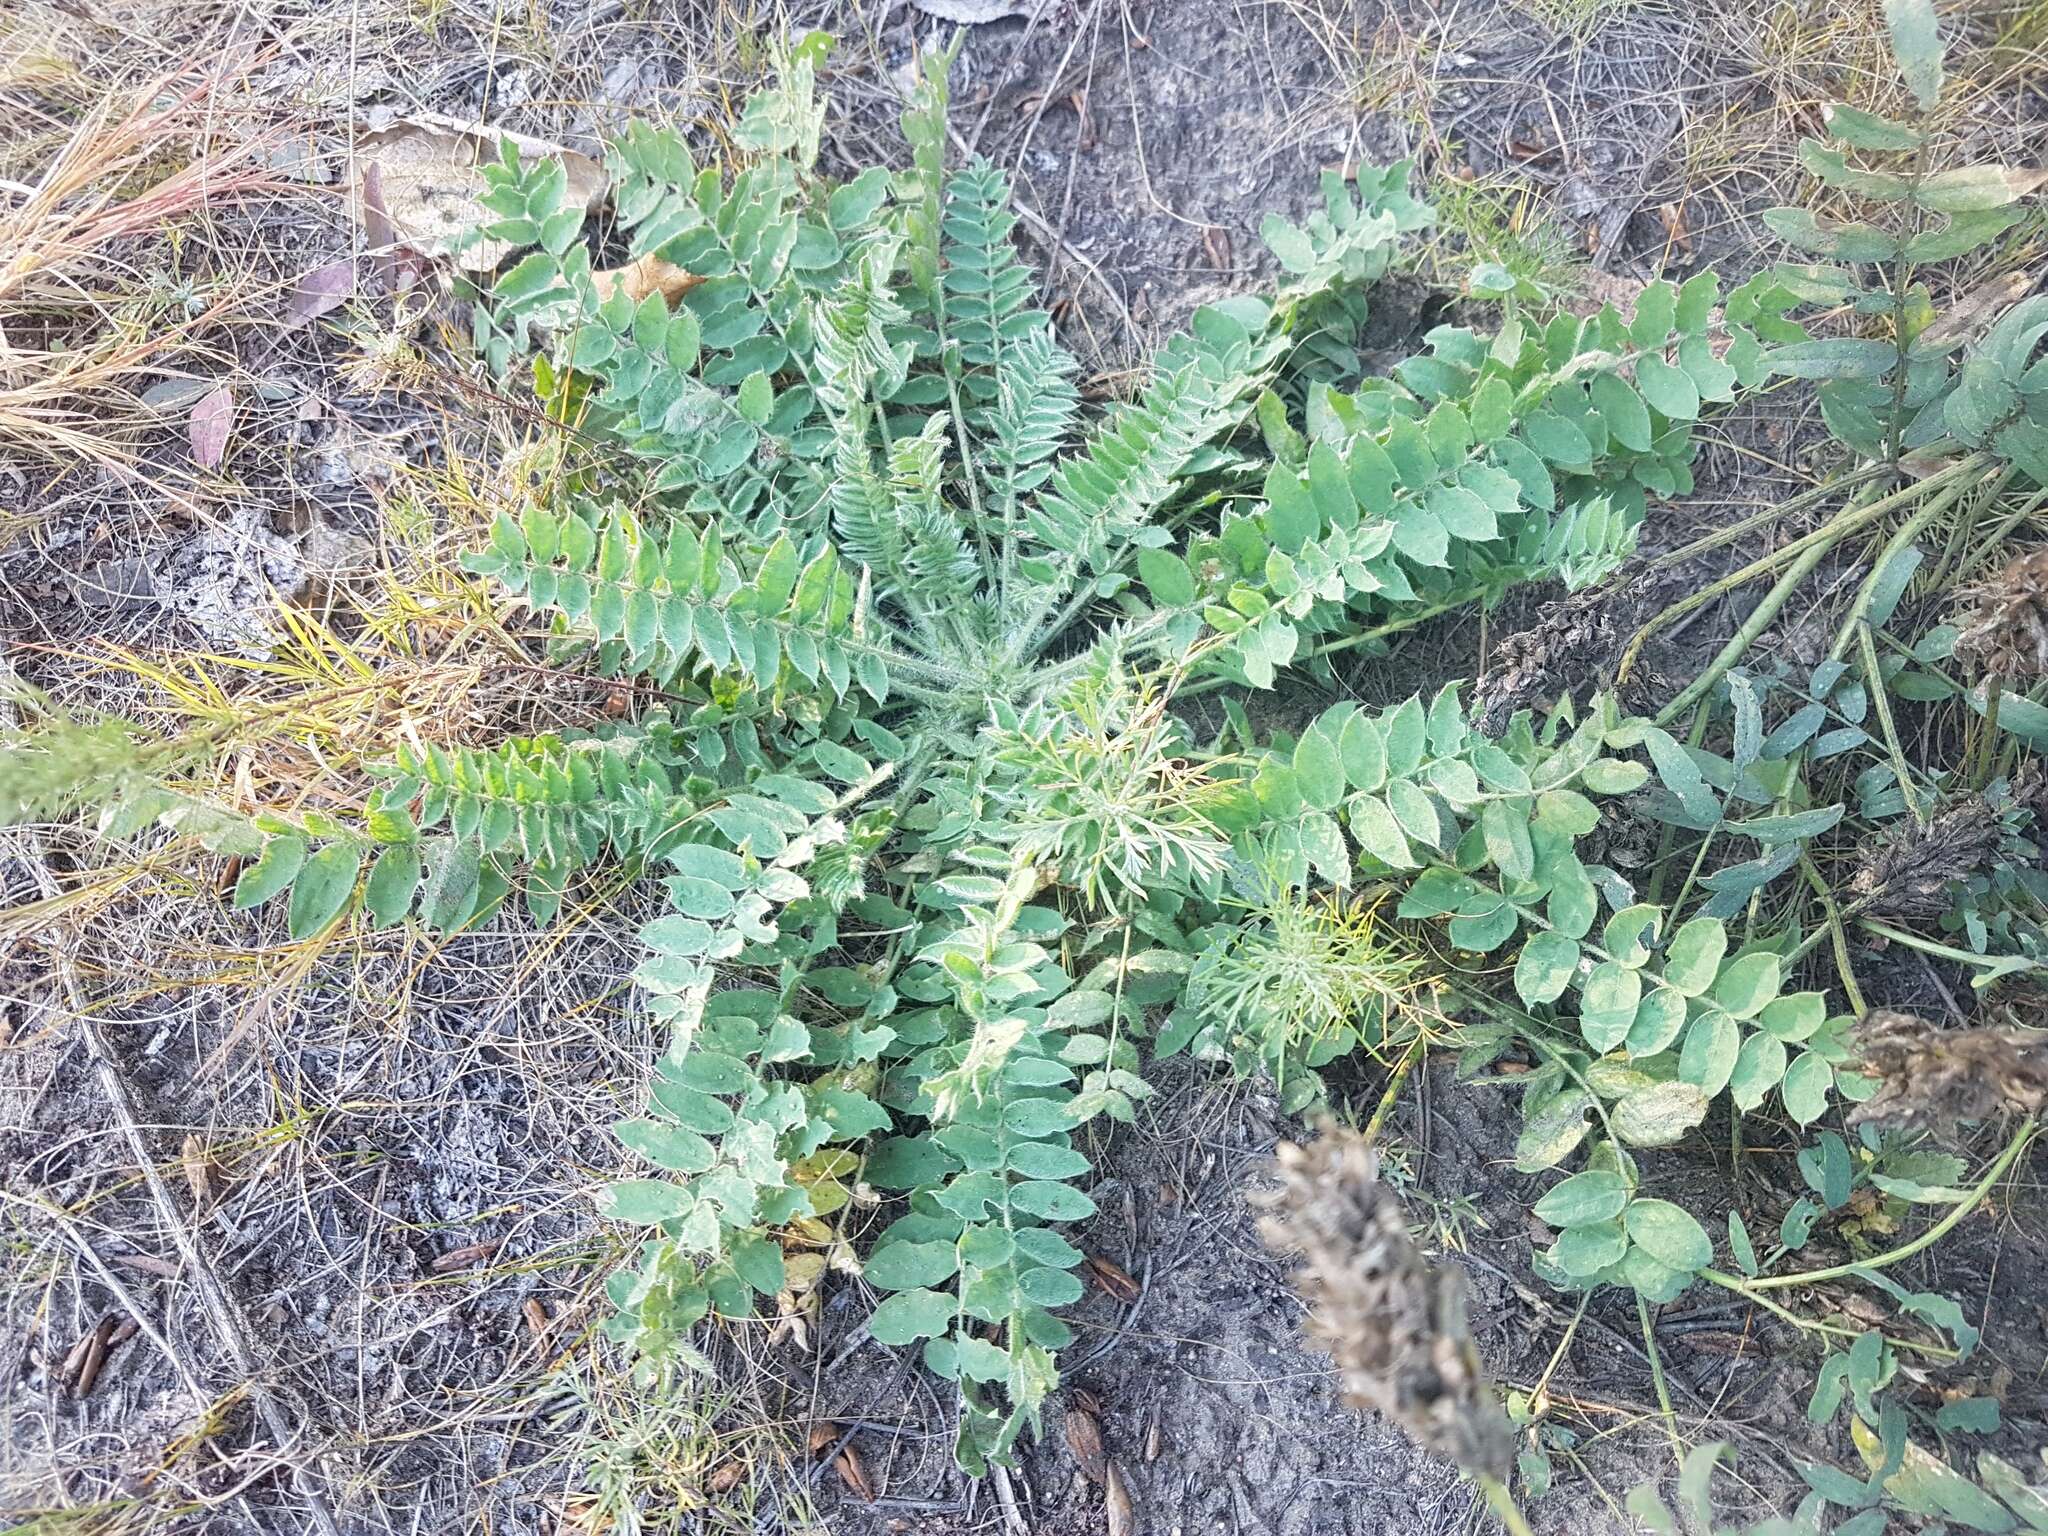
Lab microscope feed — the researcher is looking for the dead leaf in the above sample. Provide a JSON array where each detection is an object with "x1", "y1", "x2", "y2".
[
  {"x1": 522, "y1": 1298, "x2": 551, "y2": 1337},
  {"x1": 355, "y1": 115, "x2": 603, "y2": 272},
  {"x1": 285, "y1": 259, "x2": 354, "y2": 330},
  {"x1": 1084, "y1": 1253, "x2": 1140, "y2": 1302},
  {"x1": 180, "y1": 1134, "x2": 216, "y2": 1211},
  {"x1": 1919, "y1": 269, "x2": 2033, "y2": 350},
  {"x1": 708, "y1": 1460, "x2": 746, "y2": 1495},
  {"x1": 833, "y1": 1445, "x2": 874, "y2": 1501},
  {"x1": 189, "y1": 387, "x2": 233, "y2": 469},
  {"x1": 431, "y1": 1239, "x2": 504, "y2": 1273},
  {"x1": 1105, "y1": 1460, "x2": 1138, "y2": 1536},
  {"x1": 1658, "y1": 200, "x2": 1693, "y2": 255},
  {"x1": 594, "y1": 253, "x2": 703, "y2": 307},
  {"x1": 807, "y1": 1421, "x2": 843, "y2": 1455},
  {"x1": 72, "y1": 1315, "x2": 116, "y2": 1398},
  {"x1": 1201, "y1": 225, "x2": 1231, "y2": 272},
  {"x1": 1143, "y1": 1408, "x2": 1162, "y2": 1462},
  {"x1": 1066, "y1": 1407, "x2": 1108, "y2": 1483}
]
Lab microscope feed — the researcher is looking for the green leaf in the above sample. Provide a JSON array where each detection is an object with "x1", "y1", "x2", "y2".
[
  {"x1": 234, "y1": 834, "x2": 306, "y2": 909},
  {"x1": 1625, "y1": 986, "x2": 1689, "y2": 1055},
  {"x1": 1349, "y1": 795, "x2": 1415, "y2": 869},
  {"x1": 736, "y1": 369, "x2": 773, "y2": 424},
  {"x1": 1611, "y1": 1081, "x2": 1710, "y2": 1147},
  {"x1": 865, "y1": 1239, "x2": 961, "y2": 1291},
  {"x1": 1590, "y1": 373, "x2": 1652, "y2": 452},
  {"x1": 1729, "y1": 1031, "x2": 1789, "y2": 1112},
  {"x1": 286, "y1": 843, "x2": 360, "y2": 936},
  {"x1": 1515, "y1": 931, "x2": 1581, "y2": 1006},
  {"x1": 1581, "y1": 961, "x2": 1643, "y2": 1052},
  {"x1": 1679, "y1": 1010, "x2": 1741, "y2": 1098},
  {"x1": 1624, "y1": 1198, "x2": 1713, "y2": 1273},
  {"x1": 1782, "y1": 1051, "x2": 1834, "y2": 1125},
  {"x1": 1136, "y1": 546, "x2": 1196, "y2": 607},
  {"x1": 869, "y1": 1287, "x2": 956, "y2": 1345},
  {"x1": 1514, "y1": 1092, "x2": 1595, "y2": 1172},
  {"x1": 1635, "y1": 356, "x2": 1699, "y2": 421},
  {"x1": 1294, "y1": 730, "x2": 1346, "y2": 812},
  {"x1": 493, "y1": 250, "x2": 559, "y2": 303},
  {"x1": 1728, "y1": 1211, "x2": 1758, "y2": 1277},
  {"x1": 614, "y1": 1117, "x2": 716, "y2": 1173},
  {"x1": 1262, "y1": 214, "x2": 1316, "y2": 274},
  {"x1": 1010, "y1": 1180, "x2": 1095, "y2": 1220},
  {"x1": 1822, "y1": 103, "x2": 1922, "y2": 151},
  {"x1": 1767, "y1": 339, "x2": 1898, "y2": 380},
  {"x1": 1556, "y1": 1218, "x2": 1628, "y2": 1276},
  {"x1": 1534, "y1": 1169, "x2": 1629, "y2": 1227},
  {"x1": 1711, "y1": 952, "x2": 1780, "y2": 1020},
  {"x1": 363, "y1": 844, "x2": 420, "y2": 929},
  {"x1": 1662, "y1": 916, "x2": 1727, "y2": 997},
  {"x1": 1883, "y1": 0, "x2": 1944, "y2": 110},
  {"x1": 604, "y1": 1179, "x2": 692, "y2": 1223},
  {"x1": 418, "y1": 838, "x2": 483, "y2": 930}
]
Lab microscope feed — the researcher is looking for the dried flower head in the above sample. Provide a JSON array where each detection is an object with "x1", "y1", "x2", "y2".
[
  {"x1": 1953, "y1": 550, "x2": 2048, "y2": 682},
  {"x1": 1849, "y1": 1009, "x2": 2048, "y2": 1128},
  {"x1": 1255, "y1": 1127, "x2": 1512, "y2": 1478},
  {"x1": 1848, "y1": 799, "x2": 2003, "y2": 919}
]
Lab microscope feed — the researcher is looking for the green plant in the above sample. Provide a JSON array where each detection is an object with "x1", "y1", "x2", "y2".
[{"x1": 8, "y1": 2, "x2": 2045, "y2": 1516}]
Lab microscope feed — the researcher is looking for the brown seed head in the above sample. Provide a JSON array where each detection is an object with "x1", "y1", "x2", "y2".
[
  {"x1": 1255, "y1": 1127, "x2": 1512, "y2": 1478},
  {"x1": 1953, "y1": 551, "x2": 2048, "y2": 682},
  {"x1": 1849, "y1": 1009, "x2": 2048, "y2": 1129},
  {"x1": 1848, "y1": 799, "x2": 2003, "y2": 919}
]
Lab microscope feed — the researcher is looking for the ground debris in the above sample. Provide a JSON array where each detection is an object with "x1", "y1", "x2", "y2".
[{"x1": 1850, "y1": 1009, "x2": 2048, "y2": 1128}]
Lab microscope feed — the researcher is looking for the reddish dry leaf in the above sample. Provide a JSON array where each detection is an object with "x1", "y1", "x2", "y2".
[
  {"x1": 807, "y1": 1421, "x2": 843, "y2": 1455},
  {"x1": 189, "y1": 386, "x2": 233, "y2": 469},
  {"x1": 285, "y1": 259, "x2": 355, "y2": 329},
  {"x1": 1201, "y1": 225, "x2": 1231, "y2": 271},
  {"x1": 833, "y1": 1446, "x2": 874, "y2": 1501},
  {"x1": 430, "y1": 1239, "x2": 503, "y2": 1274},
  {"x1": 707, "y1": 1460, "x2": 746, "y2": 1495},
  {"x1": 1084, "y1": 1253, "x2": 1140, "y2": 1302},
  {"x1": 1066, "y1": 1407, "x2": 1108, "y2": 1483},
  {"x1": 1105, "y1": 1460, "x2": 1138, "y2": 1536}
]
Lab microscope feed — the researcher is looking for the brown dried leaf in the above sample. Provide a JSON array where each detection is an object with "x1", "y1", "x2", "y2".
[
  {"x1": 1066, "y1": 1407, "x2": 1108, "y2": 1483},
  {"x1": 1070, "y1": 1387, "x2": 1102, "y2": 1416},
  {"x1": 1201, "y1": 225, "x2": 1231, "y2": 272},
  {"x1": 833, "y1": 1446, "x2": 874, "y2": 1501},
  {"x1": 180, "y1": 1134, "x2": 215, "y2": 1212},
  {"x1": 188, "y1": 387, "x2": 233, "y2": 470},
  {"x1": 1919, "y1": 269, "x2": 2034, "y2": 350},
  {"x1": 593, "y1": 254, "x2": 703, "y2": 308},
  {"x1": 354, "y1": 115, "x2": 603, "y2": 273},
  {"x1": 430, "y1": 1239, "x2": 503, "y2": 1274},
  {"x1": 1085, "y1": 1253, "x2": 1140, "y2": 1302},
  {"x1": 1104, "y1": 1460, "x2": 1138, "y2": 1536},
  {"x1": 1143, "y1": 1408, "x2": 1162, "y2": 1463},
  {"x1": 807, "y1": 1421, "x2": 843, "y2": 1455},
  {"x1": 708, "y1": 1459, "x2": 746, "y2": 1495},
  {"x1": 522, "y1": 1299, "x2": 551, "y2": 1337}
]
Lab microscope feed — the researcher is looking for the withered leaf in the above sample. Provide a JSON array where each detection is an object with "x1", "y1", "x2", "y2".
[
  {"x1": 1066, "y1": 1407, "x2": 1107, "y2": 1483},
  {"x1": 834, "y1": 1446, "x2": 874, "y2": 1501},
  {"x1": 1105, "y1": 1460, "x2": 1138, "y2": 1536}
]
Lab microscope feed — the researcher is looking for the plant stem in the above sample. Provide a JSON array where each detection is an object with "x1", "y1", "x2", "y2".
[
  {"x1": 1858, "y1": 621, "x2": 1924, "y2": 826},
  {"x1": 1635, "y1": 1292, "x2": 1685, "y2": 1469},
  {"x1": 1696, "y1": 1269, "x2": 1957, "y2": 1360},
  {"x1": 1361, "y1": 1032, "x2": 1428, "y2": 1145},
  {"x1": 1653, "y1": 535, "x2": 1837, "y2": 726},
  {"x1": 1856, "y1": 918, "x2": 2047, "y2": 984},
  {"x1": 1740, "y1": 1118, "x2": 2038, "y2": 1292},
  {"x1": 1476, "y1": 1473, "x2": 1539, "y2": 1536}
]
